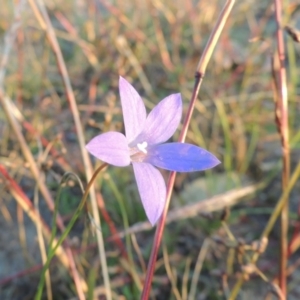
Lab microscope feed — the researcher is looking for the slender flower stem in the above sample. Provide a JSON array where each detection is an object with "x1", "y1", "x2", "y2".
[
  {"x1": 35, "y1": 163, "x2": 108, "y2": 300},
  {"x1": 141, "y1": 1, "x2": 235, "y2": 298},
  {"x1": 274, "y1": 0, "x2": 290, "y2": 296}
]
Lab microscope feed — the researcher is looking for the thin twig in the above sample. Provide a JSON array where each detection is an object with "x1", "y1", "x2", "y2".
[
  {"x1": 141, "y1": 1, "x2": 235, "y2": 298},
  {"x1": 274, "y1": 0, "x2": 290, "y2": 296}
]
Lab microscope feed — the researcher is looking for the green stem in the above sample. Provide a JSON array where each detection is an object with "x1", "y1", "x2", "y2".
[{"x1": 35, "y1": 163, "x2": 108, "y2": 300}]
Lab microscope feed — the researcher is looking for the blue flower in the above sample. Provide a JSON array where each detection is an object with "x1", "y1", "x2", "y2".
[{"x1": 86, "y1": 77, "x2": 220, "y2": 225}]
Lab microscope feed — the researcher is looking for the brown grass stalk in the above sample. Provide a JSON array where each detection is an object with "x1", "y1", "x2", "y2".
[
  {"x1": 28, "y1": 0, "x2": 112, "y2": 298},
  {"x1": 8, "y1": 100, "x2": 71, "y2": 172},
  {"x1": 0, "y1": 1, "x2": 87, "y2": 297},
  {"x1": 274, "y1": 0, "x2": 290, "y2": 296},
  {"x1": 228, "y1": 2, "x2": 290, "y2": 298}
]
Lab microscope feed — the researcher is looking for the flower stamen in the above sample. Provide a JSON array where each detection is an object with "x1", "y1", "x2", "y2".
[{"x1": 137, "y1": 141, "x2": 148, "y2": 154}]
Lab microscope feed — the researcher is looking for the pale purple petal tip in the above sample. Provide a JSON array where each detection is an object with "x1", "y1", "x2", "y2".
[
  {"x1": 119, "y1": 76, "x2": 147, "y2": 144},
  {"x1": 86, "y1": 132, "x2": 130, "y2": 167},
  {"x1": 145, "y1": 143, "x2": 220, "y2": 172},
  {"x1": 133, "y1": 93, "x2": 182, "y2": 145},
  {"x1": 132, "y1": 162, "x2": 166, "y2": 225}
]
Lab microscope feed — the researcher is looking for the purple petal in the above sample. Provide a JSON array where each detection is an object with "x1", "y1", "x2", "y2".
[
  {"x1": 133, "y1": 93, "x2": 182, "y2": 145},
  {"x1": 86, "y1": 132, "x2": 130, "y2": 167},
  {"x1": 119, "y1": 77, "x2": 147, "y2": 143},
  {"x1": 145, "y1": 143, "x2": 220, "y2": 172},
  {"x1": 132, "y1": 162, "x2": 166, "y2": 225}
]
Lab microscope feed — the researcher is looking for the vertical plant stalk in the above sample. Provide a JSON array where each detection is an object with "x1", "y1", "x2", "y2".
[
  {"x1": 141, "y1": 1, "x2": 235, "y2": 299},
  {"x1": 274, "y1": 0, "x2": 290, "y2": 296},
  {"x1": 35, "y1": 164, "x2": 108, "y2": 300},
  {"x1": 229, "y1": 161, "x2": 300, "y2": 300},
  {"x1": 28, "y1": 0, "x2": 112, "y2": 299}
]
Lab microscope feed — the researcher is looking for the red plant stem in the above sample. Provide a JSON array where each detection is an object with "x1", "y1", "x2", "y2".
[
  {"x1": 141, "y1": 1, "x2": 235, "y2": 298},
  {"x1": 274, "y1": 0, "x2": 290, "y2": 296},
  {"x1": 141, "y1": 74, "x2": 203, "y2": 299}
]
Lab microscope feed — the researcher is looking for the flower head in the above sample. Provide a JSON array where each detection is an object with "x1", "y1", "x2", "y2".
[{"x1": 86, "y1": 77, "x2": 220, "y2": 225}]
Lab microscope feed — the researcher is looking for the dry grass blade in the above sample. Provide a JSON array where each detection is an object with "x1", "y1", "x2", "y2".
[
  {"x1": 0, "y1": 165, "x2": 75, "y2": 277},
  {"x1": 7, "y1": 99, "x2": 71, "y2": 172},
  {"x1": 115, "y1": 182, "x2": 262, "y2": 238},
  {"x1": 285, "y1": 25, "x2": 300, "y2": 43},
  {"x1": 188, "y1": 239, "x2": 210, "y2": 300},
  {"x1": 229, "y1": 160, "x2": 300, "y2": 299},
  {"x1": 274, "y1": 0, "x2": 290, "y2": 296},
  {"x1": 115, "y1": 35, "x2": 154, "y2": 98},
  {"x1": 27, "y1": 0, "x2": 112, "y2": 298},
  {"x1": 150, "y1": 2, "x2": 174, "y2": 71},
  {"x1": 163, "y1": 245, "x2": 182, "y2": 300},
  {"x1": 182, "y1": 256, "x2": 192, "y2": 300},
  {"x1": 0, "y1": 96, "x2": 88, "y2": 297},
  {"x1": 34, "y1": 185, "x2": 52, "y2": 300},
  {"x1": 0, "y1": 1, "x2": 87, "y2": 297}
]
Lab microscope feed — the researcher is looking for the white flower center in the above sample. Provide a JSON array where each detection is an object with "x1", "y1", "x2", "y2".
[{"x1": 137, "y1": 141, "x2": 148, "y2": 154}]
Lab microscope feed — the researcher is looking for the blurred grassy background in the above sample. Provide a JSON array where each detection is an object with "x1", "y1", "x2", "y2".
[{"x1": 0, "y1": 0, "x2": 300, "y2": 299}]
